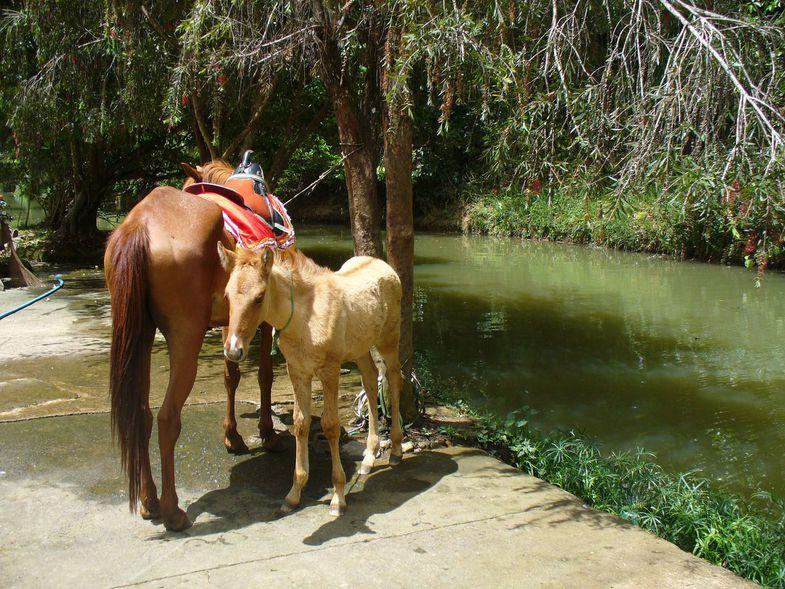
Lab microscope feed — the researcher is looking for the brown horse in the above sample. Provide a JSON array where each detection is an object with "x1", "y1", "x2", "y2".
[{"x1": 105, "y1": 160, "x2": 282, "y2": 531}]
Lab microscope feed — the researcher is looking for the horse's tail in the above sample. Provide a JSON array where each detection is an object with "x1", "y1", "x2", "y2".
[{"x1": 105, "y1": 220, "x2": 154, "y2": 512}]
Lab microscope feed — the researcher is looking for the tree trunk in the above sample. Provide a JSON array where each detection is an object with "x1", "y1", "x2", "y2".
[
  {"x1": 316, "y1": 32, "x2": 383, "y2": 258},
  {"x1": 383, "y1": 25, "x2": 417, "y2": 421},
  {"x1": 65, "y1": 140, "x2": 106, "y2": 239}
]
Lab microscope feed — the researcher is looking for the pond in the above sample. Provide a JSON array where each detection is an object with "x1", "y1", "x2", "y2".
[{"x1": 294, "y1": 226, "x2": 785, "y2": 499}]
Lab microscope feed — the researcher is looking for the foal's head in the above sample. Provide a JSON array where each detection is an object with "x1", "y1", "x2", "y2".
[{"x1": 217, "y1": 244, "x2": 274, "y2": 363}]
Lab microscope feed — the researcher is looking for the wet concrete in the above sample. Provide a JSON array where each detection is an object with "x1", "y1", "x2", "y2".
[
  {"x1": 0, "y1": 268, "x2": 361, "y2": 422},
  {"x1": 0, "y1": 269, "x2": 751, "y2": 588}
]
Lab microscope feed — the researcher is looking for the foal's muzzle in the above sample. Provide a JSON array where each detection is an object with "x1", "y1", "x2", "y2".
[{"x1": 224, "y1": 334, "x2": 246, "y2": 363}]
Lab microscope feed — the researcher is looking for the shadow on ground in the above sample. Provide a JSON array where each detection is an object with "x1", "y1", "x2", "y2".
[{"x1": 185, "y1": 433, "x2": 459, "y2": 542}]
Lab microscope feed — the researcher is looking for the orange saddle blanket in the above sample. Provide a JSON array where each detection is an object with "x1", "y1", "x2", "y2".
[{"x1": 184, "y1": 182, "x2": 295, "y2": 251}]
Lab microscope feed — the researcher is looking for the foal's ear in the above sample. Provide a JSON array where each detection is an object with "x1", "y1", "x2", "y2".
[
  {"x1": 261, "y1": 249, "x2": 274, "y2": 276},
  {"x1": 217, "y1": 242, "x2": 236, "y2": 272},
  {"x1": 181, "y1": 162, "x2": 202, "y2": 182}
]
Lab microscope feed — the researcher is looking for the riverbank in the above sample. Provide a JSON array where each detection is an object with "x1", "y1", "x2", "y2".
[
  {"x1": 426, "y1": 389, "x2": 785, "y2": 587},
  {"x1": 0, "y1": 410, "x2": 750, "y2": 589},
  {"x1": 7, "y1": 178, "x2": 782, "y2": 274},
  {"x1": 457, "y1": 182, "x2": 784, "y2": 273}
]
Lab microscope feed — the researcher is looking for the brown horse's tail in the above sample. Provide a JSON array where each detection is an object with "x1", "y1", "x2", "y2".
[{"x1": 106, "y1": 220, "x2": 154, "y2": 512}]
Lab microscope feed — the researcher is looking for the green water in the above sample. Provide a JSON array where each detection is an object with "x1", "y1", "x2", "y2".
[
  {"x1": 294, "y1": 227, "x2": 785, "y2": 498},
  {"x1": 7, "y1": 220, "x2": 783, "y2": 498}
]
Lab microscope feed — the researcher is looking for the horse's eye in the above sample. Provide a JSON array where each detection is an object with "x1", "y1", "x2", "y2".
[{"x1": 253, "y1": 295, "x2": 264, "y2": 304}]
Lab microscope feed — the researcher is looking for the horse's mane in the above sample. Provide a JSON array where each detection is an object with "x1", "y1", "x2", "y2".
[
  {"x1": 234, "y1": 247, "x2": 331, "y2": 280},
  {"x1": 201, "y1": 160, "x2": 234, "y2": 184},
  {"x1": 282, "y1": 248, "x2": 332, "y2": 279}
]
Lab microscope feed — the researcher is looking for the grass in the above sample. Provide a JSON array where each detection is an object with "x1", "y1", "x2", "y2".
[
  {"x1": 459, "y1": 171, "x2": 785, "y2": 272},
  {"x1": 418, "y1": 359, "x2": 785, "y2": 587}
]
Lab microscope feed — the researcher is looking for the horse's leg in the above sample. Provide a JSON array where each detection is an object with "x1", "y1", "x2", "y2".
[
  {"x1": 257, "y1": 323, "x2": 281, "y2": 450},
  {"x1": 138, "y1": 324, "x2": 160, "y2": 519},
  {"x1": 222, "y1": 328, "x2": 249, "y2": 454},
  {"x1": 318, "y1": 365, "x2": 346, "y2": 516},
  {"x1": 378, "y1": 347, "x2": 404, "y2": 465},
  {"x1": 157, "y1": 330, "x2": 204, "y2": 531},
  {"x1": 281, "y1": 366, "x2": 312, "y2": 512},
  {"x1": 355, "y1": 352, "x2": 380, "y2": 475}
]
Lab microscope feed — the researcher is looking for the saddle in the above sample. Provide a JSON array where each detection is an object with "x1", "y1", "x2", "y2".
[{"x1": 184, "y1": 151, "x2": 295, "y2": 251}]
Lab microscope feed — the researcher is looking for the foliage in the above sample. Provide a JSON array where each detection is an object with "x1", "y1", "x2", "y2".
[
  {"x1": 1, "y1": 1, "x2": 191, "y2": 236},
  {"x1": 461, "y1": 156, "x2": 785, "y2": 270},
  {"x1": 389, "y1": 0, "x2": 785, "y2": 268},
  {"x1": 417, "y1": 356, "x2": 785, "y2": 587}
]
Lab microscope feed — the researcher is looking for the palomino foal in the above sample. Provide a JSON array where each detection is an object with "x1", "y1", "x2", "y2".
[{"x1": 218, "y1": 245, "x2": 404, "y2": 515}]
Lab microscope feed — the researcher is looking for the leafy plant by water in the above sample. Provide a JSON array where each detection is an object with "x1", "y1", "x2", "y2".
[
  {"x1": 461, "y1": 158, "x2": 785, "y2": 271},
  {"x1": 418, "y1": 356, "x2": 785, "y2": 587}
]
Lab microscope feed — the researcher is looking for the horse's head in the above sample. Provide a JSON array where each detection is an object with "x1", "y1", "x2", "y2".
[{"x1": 217, "y1": 243, "x2": 275, "y2": 363}]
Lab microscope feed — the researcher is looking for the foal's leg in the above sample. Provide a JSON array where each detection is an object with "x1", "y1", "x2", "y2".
[
  {"x1": 378, "y1": 347, "x2": 404, "y2": 465},
  {"x1": 222, "y1": 328, "x2": 249, "y2": 454},
  {"x1": 318, "y1": 365, "x2": 347, "y2": 516},
  {"x1": 355, "y1": 352, "x2": 380, "y2": 475},
  {"x1": 282, "y1": 367, "x2": 312, "y2": 512},
  {"x1": 157, "y1": 330, "x2": 204, "y2": 531},
  {"x1": 257, "y1": 323, "x2": 281, "y2": 450}
]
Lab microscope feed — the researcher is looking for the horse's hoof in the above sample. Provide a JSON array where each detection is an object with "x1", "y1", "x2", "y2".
[
  {"x1": 261, "y1": 431, "x2": 284, "y2": 452},
  {"x1": 389, "y1": 453, "x2": 402, "y2": 466},
  {"x1": 329, "y1": 504, "x2": 346, "y2": 517},
  {"x1": 140, "y1": 498, "x2": 161, "y2": 520},
  {"x1": 358, "y1": 463, "x2": 372, "y2": 475},
  {"x1": 280, "y1": 499, "x2": 299, "y2": 514},
  {"x1": 163, "y1": 509, "x2": 192, "y2": 532},
  {"x1": 224, "y1": 435, "x2": 249, "y2": 455}
]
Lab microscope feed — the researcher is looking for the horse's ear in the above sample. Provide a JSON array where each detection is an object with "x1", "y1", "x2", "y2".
[
  {"x1": 217, "y1": 242, "x2": 235, "y2": 272},
  {"x1": 261, "y1": 249, "x2": 274, "y2": 276},
  {"x1": 181, "y1": 162, "x2": 202, "y2": 182}
]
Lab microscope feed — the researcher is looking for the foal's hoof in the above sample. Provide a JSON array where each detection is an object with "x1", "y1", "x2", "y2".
[
  {"x1": 329, "y1": 504, "x2": 346, "y2": 517},
  {"x1": 280, "y1": 499, "x2": 300, "y2": 514},
  {"x1": 140, "y1": 498, "x2": 161, "y2": 520},
  {"x1": 163, "y1": 508, "x2": 192, "y2": 532},
  {"x1": 389, "y1": 453, "x2": 403, "y2": 466},
  {"x1": 224, "y1": 434, "x2": 249, "y2": 455},
  {"x1": 358, "y1": 462, "x2": 373, "y2": 476}
]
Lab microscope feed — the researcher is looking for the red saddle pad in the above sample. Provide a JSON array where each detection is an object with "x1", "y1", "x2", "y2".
[{"x1": 184, "y1": 182, "x2": 295, "y2": 251}]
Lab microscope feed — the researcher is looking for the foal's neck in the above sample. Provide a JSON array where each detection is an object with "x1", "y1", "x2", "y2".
[
  {"x1": 263, "y1": 266, "x2": 296, "y2": 332},
  {"x1": 264, "y1": 252, "x2": 328, "y2": 333}
]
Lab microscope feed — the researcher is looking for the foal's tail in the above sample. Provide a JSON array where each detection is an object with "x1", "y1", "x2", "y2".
[{"x1": 105, "y1": 220, "x2": 154, "y2": 512}]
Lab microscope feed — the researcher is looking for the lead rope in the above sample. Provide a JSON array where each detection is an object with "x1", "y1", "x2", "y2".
[{"x1": 270, "y1": 272, "x2": 295, "y2": 356}]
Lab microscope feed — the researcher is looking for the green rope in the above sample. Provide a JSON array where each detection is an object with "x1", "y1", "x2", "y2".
[{"x1": 270, "y1": 273, "x2": 294, "y2": 356}]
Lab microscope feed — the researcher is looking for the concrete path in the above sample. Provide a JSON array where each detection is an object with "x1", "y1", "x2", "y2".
[{"x1": 0, "y1": 406, "x2": 749, "y2": 588}]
